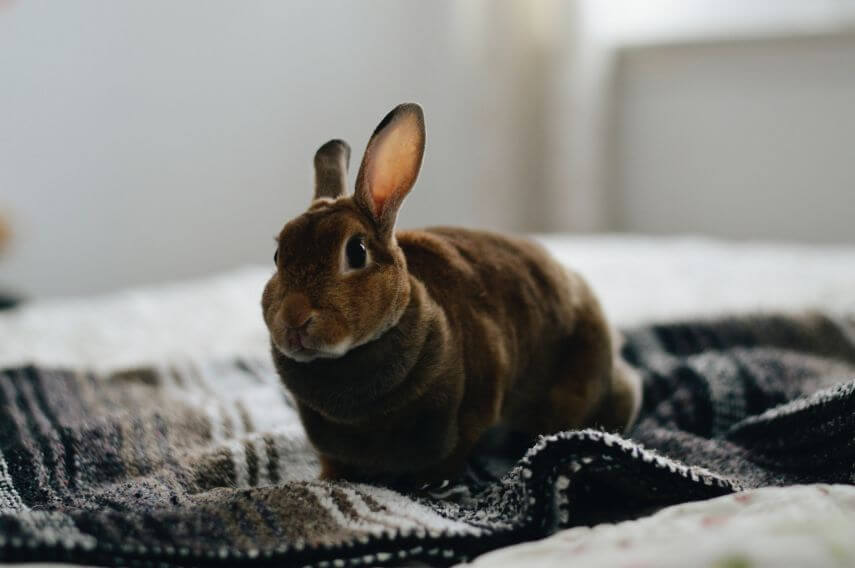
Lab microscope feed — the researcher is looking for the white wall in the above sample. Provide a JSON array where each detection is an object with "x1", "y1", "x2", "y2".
[
  {"x1": 1, "y1": 0, "x2": 559, "y2": 297},
  {"x1": 4, "y1": 1, "x2": 855, "y2": 297}
]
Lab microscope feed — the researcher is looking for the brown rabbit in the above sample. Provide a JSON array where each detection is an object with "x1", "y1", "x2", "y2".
[{"x1": 262, "y1": 103, "x2": 641, "y2": 482}]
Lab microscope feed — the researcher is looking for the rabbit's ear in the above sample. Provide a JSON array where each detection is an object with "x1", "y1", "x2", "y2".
[
  {"x1": 354, "y1": 104, "x2": 425, "y2": 234},
  {"x1": 313, "y1": 139, "x2": 351, "y2": 200}
]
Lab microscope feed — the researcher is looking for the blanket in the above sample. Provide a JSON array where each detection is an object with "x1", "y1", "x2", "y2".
[{"x1": 0, "y1": 312, "x2": 853, "y2": 566}]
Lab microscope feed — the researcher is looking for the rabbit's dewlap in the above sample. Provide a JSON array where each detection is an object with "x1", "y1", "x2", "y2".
[{"x1": 262, "y1": 103, "x2": 641, "y2": 483}]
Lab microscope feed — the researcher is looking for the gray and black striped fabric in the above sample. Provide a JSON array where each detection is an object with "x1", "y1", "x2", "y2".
[{"x1": 0, "y1": 312, "x2": 854, "y2": 566}]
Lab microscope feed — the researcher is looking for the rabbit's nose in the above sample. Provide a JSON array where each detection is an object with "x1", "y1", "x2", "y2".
[{"x1": 281, "y1": 293, "x2": 314, "y2": 330}]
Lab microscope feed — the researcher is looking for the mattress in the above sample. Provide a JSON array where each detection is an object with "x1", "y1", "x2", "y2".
[{"x1": 1, "y1": 234, "x2": 854, "y2": 568}]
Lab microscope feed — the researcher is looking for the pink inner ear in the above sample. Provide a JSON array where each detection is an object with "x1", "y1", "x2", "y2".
[{"x1": 367, "y1": 119, "x2": 422, "y2": 216}]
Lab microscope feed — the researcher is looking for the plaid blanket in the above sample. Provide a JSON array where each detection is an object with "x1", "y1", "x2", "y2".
[{"x1": 0, "y1": 312, "x2": 853, "y2": 566}]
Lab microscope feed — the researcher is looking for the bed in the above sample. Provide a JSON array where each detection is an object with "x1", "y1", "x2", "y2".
[{"x1": 1, "y1": 234, "x2": 854, "y2": 567}]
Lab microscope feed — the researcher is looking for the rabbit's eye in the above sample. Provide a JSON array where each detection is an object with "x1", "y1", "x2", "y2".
[
  {"x1": 345, "y1": 236, "x2": 367, "y2": 270},
  {"x1": 273, "y1": 249, "x2": 279, "y2": 264}
]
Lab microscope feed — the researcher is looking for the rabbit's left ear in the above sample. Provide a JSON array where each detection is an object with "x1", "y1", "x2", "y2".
[
  {"x1": 354, "y1": 103, "x2": 425, "y2": 235},
  {"x1": 313, "y1": 139, "x2": 351, "y2": 200}
]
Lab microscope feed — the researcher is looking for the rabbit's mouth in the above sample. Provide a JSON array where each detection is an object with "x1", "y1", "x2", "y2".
[
  {"x1": 286, "y1": 329, "x2": 307, "y2": 351},
  {"x1": 273, "y1": 331, "x2": 353, "y2": 363},
  {"x1": 274, "y1": 331, "x2": 317, "y2": 362}
]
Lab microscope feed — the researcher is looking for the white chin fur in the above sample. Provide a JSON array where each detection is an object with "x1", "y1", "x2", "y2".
[
  {"x1": 274, "y1": 337, "x2": 353, "y2": 363},
  {"x1": 322, "y1": 337, "x2": 353, "y2": 357}
]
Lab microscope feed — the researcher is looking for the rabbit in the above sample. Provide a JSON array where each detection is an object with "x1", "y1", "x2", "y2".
[{"x1": 261, "y1": 103, "x2": 641, "y2": 483}]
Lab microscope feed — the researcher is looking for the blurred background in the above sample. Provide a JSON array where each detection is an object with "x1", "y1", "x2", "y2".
[{"x1": 2, "y1": 0, "x2": 855, "y2": 298}]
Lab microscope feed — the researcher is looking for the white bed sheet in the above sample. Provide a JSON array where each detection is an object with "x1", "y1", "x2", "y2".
[
  {"x1": 2, "y1": 235, "x2": 855, "y2": 370},
  {"x1": 464, "y1": 484, "x2": 855, "y2": 568},
  {"x1": 2, "y1": 234, "x2": 855, "y2": 568}
]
